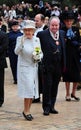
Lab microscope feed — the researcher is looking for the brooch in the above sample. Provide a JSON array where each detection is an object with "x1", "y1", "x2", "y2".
[{"x1": 56, "y1": 41, "x2": 59, "y2": 45}]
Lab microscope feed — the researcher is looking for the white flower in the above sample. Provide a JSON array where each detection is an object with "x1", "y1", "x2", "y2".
[{"x1": 32, "y1": 47, "x2": 42, "y2": 62}]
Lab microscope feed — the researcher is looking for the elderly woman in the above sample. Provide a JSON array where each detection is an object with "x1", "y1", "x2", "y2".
[
  {"x1": 15, "y1": 20, "x2": 43, "y2": 121},
  {"x1": 61, "y1": 11, "x2": 80, "y2": 101}
]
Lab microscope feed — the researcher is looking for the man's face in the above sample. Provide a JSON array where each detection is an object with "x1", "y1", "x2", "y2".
[
  {"x1": 49, "y1": 19, "x2": 60, "y2": 34},
  {"x1": 35, "y1": 15, "x2": 43, "y2": 28}
]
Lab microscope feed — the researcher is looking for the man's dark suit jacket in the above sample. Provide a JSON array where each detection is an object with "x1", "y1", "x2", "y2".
[
  {"x1": 37, "y1": 29, "x2": 66, "y2": 111},
  {"x1": 37, "y1": 29, "x2": 66, "y2": 72},
  {"x1": 0, "y1": 31, "x2": 9, "y2": 69},
  {"x1": 0, "y1": 31, "x2": 9, "y2": 105}
]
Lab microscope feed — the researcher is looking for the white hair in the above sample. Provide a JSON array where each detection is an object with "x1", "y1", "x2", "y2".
[{"x1": 48, "y1": 16, "x2": 60, "y2": 26}]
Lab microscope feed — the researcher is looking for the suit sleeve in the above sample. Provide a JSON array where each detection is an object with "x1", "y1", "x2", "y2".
[{"x1": 0, "y1": 32, "x2": 9, "y2": 54}]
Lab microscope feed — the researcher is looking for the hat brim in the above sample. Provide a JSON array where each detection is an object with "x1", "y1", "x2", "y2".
[
  {"x1": 63, "y1": 17, "x2": 74, "y2": 20},
  {"x1": 23, "y1": 26, "x2": 36, "y2": 30},
  {"x1": 62, "y1": 11, "x2": 74, "y2": 20}
]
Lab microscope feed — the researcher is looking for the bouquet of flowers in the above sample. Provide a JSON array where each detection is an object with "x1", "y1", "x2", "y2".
[{"x1": 32, "y1": 47, "x2": 43, "y2": 63}]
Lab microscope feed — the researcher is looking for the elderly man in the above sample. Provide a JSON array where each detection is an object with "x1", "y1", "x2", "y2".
[{"x1": 37, "y1": 16, "x2": 66, "y2": 115}]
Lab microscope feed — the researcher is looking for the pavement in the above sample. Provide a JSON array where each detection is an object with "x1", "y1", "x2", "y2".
[{"x1": 0, "y1": 58, "x2": 81, "y2": 130}]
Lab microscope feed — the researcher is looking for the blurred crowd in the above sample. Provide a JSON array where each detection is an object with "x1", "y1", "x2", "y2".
[{"x1": 0, "y1": 1, "x2": 81, "y2": 33}]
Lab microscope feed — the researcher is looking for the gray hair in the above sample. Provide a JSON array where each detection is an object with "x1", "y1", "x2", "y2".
[{"x1": 48, "y1": 16, "x2": 60, "y2": 27}]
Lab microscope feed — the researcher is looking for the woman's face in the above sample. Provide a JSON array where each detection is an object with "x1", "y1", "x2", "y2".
[
  {"x1": 11, "y1": 25, "x2": 19, "y2": 31},
  {"x1": 64, "y1": 19, "x2": 74, "y2": 29},
  {"x1": 23, "y1": 28, "x2": 35, "y2": 39}
]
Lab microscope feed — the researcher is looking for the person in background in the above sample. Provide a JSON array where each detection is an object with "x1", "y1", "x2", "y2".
[
  {"x1": 72, "y1": 5, "x2": 78, "y2": 24},
  {"x1": 15, "y1": 20, "x2": 43, "y2": 121},
  {"x1": 0, "y1": 17, "x2": 7, "y2": 32},
  {"x1": 9, "y1": 6, "x2": 16, "y2": 20},
  {"x1": 33, "y1": 13, "x2": 48, "y2": 103},
  {"x1": 44, "y1": 16, "x2": 49, "y2": 28},
  {"x1": 39, "y1": 0, "x2": 44, "y2": 9},
  {"x1": 37, "y1": 16, "x2": 66, "y2": 116},
  {"x1": 0, "y1": 29, "x2": 9, "y2": 107},
  {"x1": 34, "y1": 13, "x2": 47, "y2": 36},
  {"x1": 61, "y1": 11, "x2": 80, "y2": 101},
  {"x1": 64, "y1": 6, "x2": 69, "y2": 12},
  {"x1": 51, "y1": 6, "x2": 60, "y2": 17},
  {"x1": 8, "y1": 21, "x2": 23, "y2": 84},
  {"x1": 76, "y1": 9, "x2": 81, "y2": 90},
  {"x1": 17, "y1": 15, "x2": 25, "y2": 33}
]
